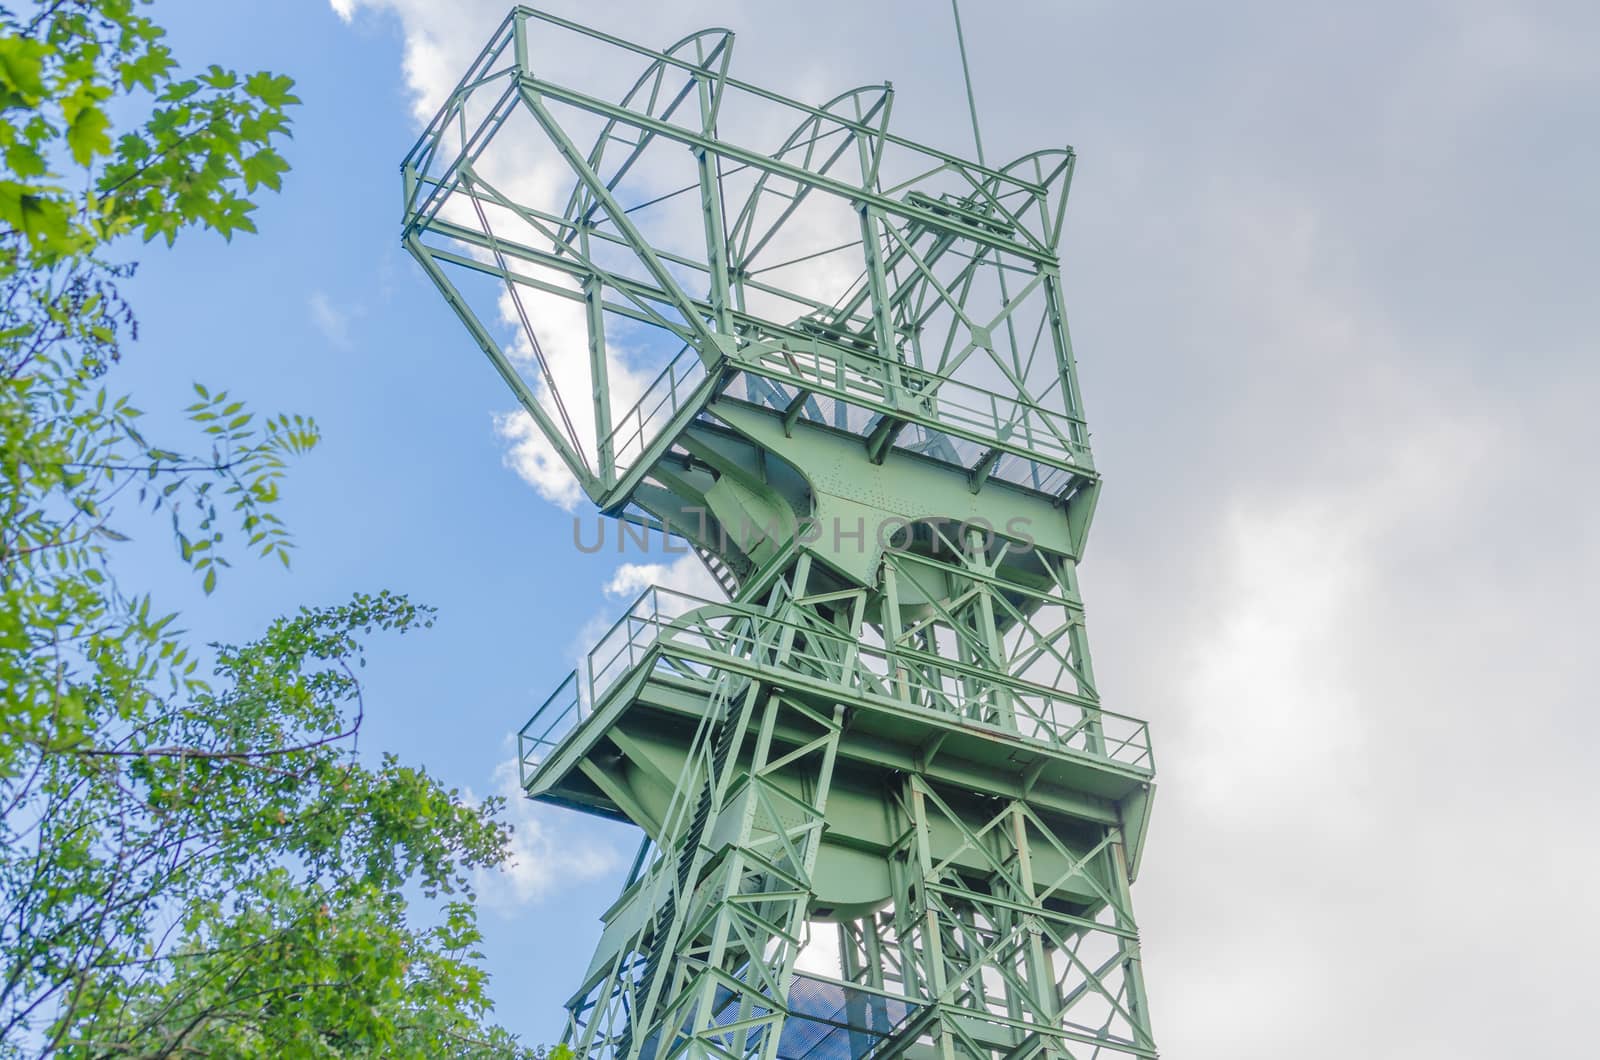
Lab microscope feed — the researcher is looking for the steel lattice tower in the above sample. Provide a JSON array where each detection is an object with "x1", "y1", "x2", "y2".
[{"x1": 401, "y1": 8, "x2": 1159, "y2": 1058}]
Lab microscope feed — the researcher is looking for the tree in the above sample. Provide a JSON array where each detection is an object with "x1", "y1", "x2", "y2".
[{"x1": 1, "y1": 3, "x2": 551, "y2": 1055}]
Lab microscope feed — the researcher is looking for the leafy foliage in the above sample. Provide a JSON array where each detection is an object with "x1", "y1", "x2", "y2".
[
  {"x1": 5, "y1": 597, "x2": 539, "y2": 1057},
  {"x1": 1, "y1": 0, "x2": 295, "y2": 257},
  {"x1": 1, "y1": 0, "x2": 316, "y2": 808},
  {"x1": 1, "y1": 3, "x2": 547, "y2": 1056}
]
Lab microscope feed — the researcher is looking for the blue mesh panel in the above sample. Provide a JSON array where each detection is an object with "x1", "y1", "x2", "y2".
[
  {"x1": 775, "y1": 974, "x2": 919, "y2": 1059},
  {"x1": 636, "y1": 972, "x2": 920, "y2": 1059}
]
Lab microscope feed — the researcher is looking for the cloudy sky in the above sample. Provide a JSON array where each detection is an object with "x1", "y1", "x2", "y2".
[{"x1": 126, "y1": 0, "x2": 1597, "y2": 1055}]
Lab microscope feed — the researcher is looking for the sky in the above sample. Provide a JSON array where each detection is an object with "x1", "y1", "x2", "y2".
[{"x1": 112, "y1": 0, "x2": 1599, "y2": 1056}]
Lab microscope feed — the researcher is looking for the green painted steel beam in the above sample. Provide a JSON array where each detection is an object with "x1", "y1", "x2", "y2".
[{"x1": 403, "y1": 7, "x2": 1159, "y2": 1059}]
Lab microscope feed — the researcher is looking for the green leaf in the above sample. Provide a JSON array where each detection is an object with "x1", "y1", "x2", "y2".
[
  {"x1": 239, "y1": 148, "x2": 288, "y2": 192},
  {"x1": 63, "y1": 87, "x2": 115, "y2": 165},
  {"x1": 244, "y1": 71, "x2": 299, "y2": 108},
  {"x1": 0, "y1": 36, "x2": 49, "y2": 103},
  {"x1": 199, "y1": 64, "x2": 237, "y2": 90},
  {"x1": 5, "y1": 143, "x2": 49, "y2": 178}
]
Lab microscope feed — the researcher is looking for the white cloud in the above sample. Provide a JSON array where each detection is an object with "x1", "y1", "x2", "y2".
[
  {"x1": 336, "y1": 0, "x2": 1600, "y2": 1054},
  {"x1": 604, "y1": 556, "x2": 723, "y2": 601},
  {"x1": 341, "y1": 0, "x2": 681, "y2": 510},
  {"x1": 336, "y1": 0, "x2": 883, "y2": 513},
  {"x1": 603, "y1": 563, "x2": 660, "y2": 599},
  {"x1": 792, "y1": 919, "x2": 843, "y2": 977},
  {"x1": 473, "y1": 758, "x2": 620, "y2": 910},
  {"x1": 308, "y1": 291, "x2": 356, "y2": 350},
  {"x1": 331, "y1": 1, "x2": 736, "y2": 120},
  {"x1": 493, "y1": 408, "x2": 585, "y2": 511}
]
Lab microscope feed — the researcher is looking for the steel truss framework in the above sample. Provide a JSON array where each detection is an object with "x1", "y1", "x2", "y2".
[{"x1": 403, "y1": 8, "x2": 1159, "y2": 1059}]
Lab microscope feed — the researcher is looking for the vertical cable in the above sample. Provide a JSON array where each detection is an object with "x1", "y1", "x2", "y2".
[{"x1": 951, "y1": 0, "x2": 987, "y2": 165}]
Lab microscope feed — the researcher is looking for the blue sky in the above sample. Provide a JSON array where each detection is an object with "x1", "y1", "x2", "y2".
[
  {"x1": 111, "y1": 0, "x2": 1599, "y2": 1055},
  {"x1": 112, "y1": 0, "x2": 639, "y2": 1043}
]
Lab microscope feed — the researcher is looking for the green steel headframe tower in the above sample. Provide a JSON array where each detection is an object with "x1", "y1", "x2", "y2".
[{"x1": 401, "y1": 8, "x2": 1158, "y2": 1057}]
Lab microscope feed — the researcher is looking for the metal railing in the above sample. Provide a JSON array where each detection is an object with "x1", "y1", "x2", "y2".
[
  {"x1": 519, "y1": 585, "x2": 1152, "y2": 786},
  {"x1": 586, "y1": 586, "x2": 733, "y2": 703},
  {"x1": 517, "y1": 587, "x2": 749, "y2": 780},
  {"x1": 517, "y1": 671, "x2": 581, "y2": 777},
  {"x1": 603, "y1": 346, "x2": 707, "y2": 475},
  {"x1": 720, "y1": 337, "x2": 1093, "y2": 497}
]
